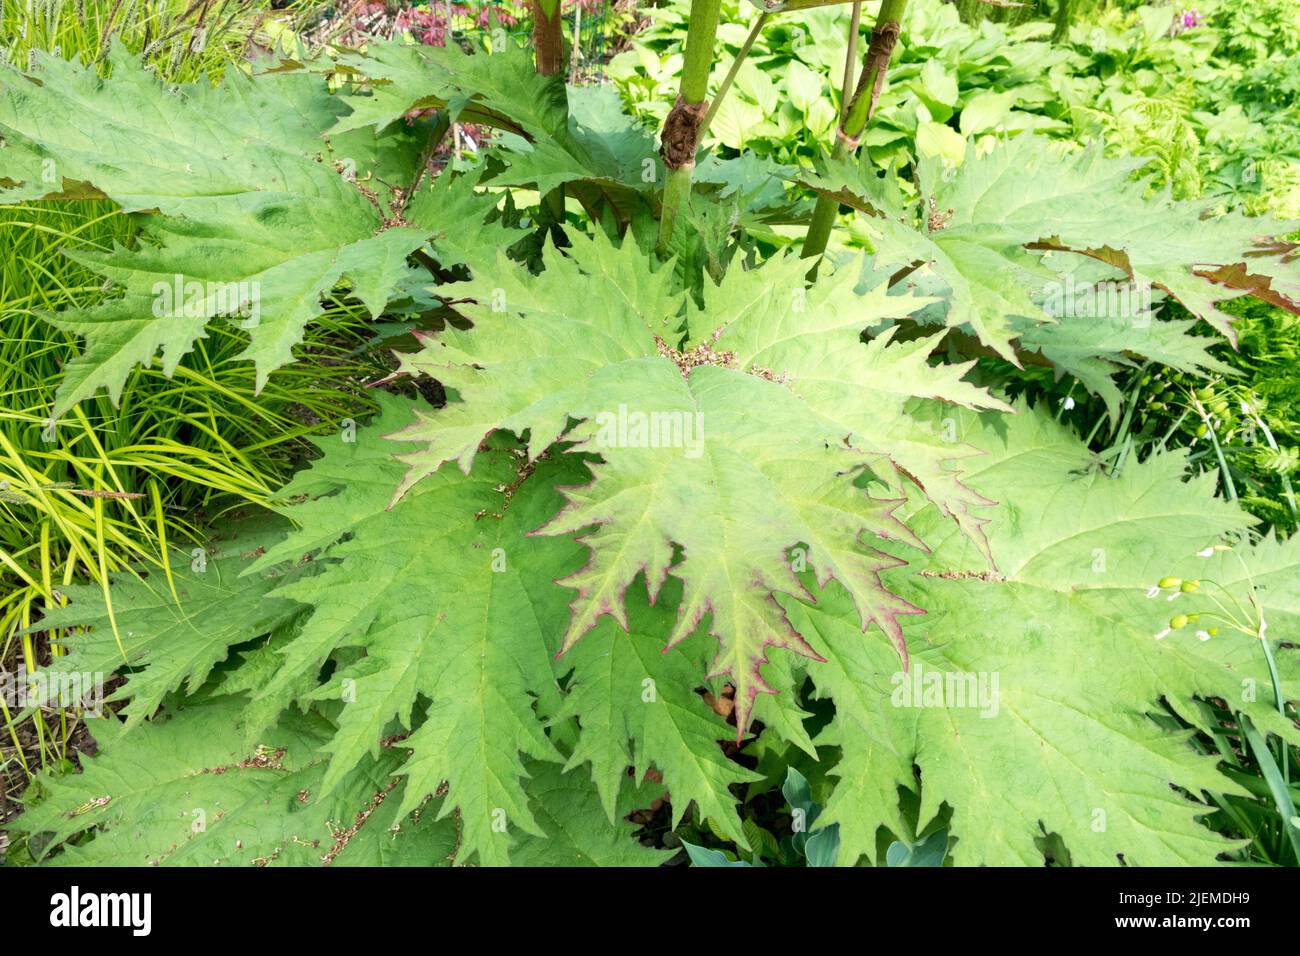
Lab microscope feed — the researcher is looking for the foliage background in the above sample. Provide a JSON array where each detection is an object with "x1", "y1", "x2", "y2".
[{"x1": 0, "y1": 0, "x2": 1297, "y2": 867}]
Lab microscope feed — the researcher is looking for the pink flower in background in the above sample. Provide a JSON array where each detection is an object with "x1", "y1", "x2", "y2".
[{"x1": 315, "y1": 2, "x2": 595, "y2": 54}]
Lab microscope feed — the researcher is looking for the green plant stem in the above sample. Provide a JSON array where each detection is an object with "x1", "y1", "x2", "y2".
[
  {"x1": 838, "y1": 2, "x2": 863, "y2": 124},
  {"x1": 1052, "y1": 0, "x2": 1072, "y2": 43},
  {"x1": 532, "y1": 0, "x2": 567, "y2": 232},
  {"x1": 659, "y1": 167, "x2": 694, "y2": 255},
  {"x1": 698, "y1": 12, "x2": 770, "y2": 142},
  {"x1": 656, "y1": 0, "x2": 724, "y2": 257},
  {"x1": 802, "y1": 0, "x2": 908, "y2": 265},
  {"x1": 1194, "y1": 395, "x2": 1239, "y2": 501}
]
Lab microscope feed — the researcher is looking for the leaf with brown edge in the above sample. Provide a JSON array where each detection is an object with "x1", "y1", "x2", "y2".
[{"x1": 809, "y1": 136, "x2": 1300, "y2": 357}]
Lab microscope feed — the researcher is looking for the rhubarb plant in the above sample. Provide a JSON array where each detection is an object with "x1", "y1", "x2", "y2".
[{"x1": 4, "y1": 17, "x2": 1300, "y2": 867}]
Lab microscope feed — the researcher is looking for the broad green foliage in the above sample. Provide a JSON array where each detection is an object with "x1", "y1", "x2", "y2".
[
  {"x1": 812, "y1": 137, "x2": 1300, "y2": 368},
  {"x1": 390, "y1": 230, "x2": 1009, "y2": 730},
  {"x1": 805, "y1": 403, "x2": 1300, "y2": 866},
  {"x1": 557, "y1": 583, "x2": 765, "y2": 844},
  {"x1": 0, "y1": 46, "x2": 450, "y2": 413},
  {"x1": 0, "y1": 41, "x2": 667, "y2": 416},
  {"x1": 235, "y1": 396, "x2": 587, "y2": 865},
  {"x1": 330, "y1": 42, "x2": 661, "y2": 213},
  {"x1": 16, "y1": 395, "x2": 711, "y2": 864},
  {"x1": 7, "y1": 22, "x2": 1300, "y2": 870},
  {"x1": 18, "y1": 696, "x2": 444, "y2": 867},
  {"x1": 27, "y1": 520, "x2": 301, "y2": 728},
  {"x1": 22, "y1": 394, "x2": 1299, "y2": 866},
  {"x1": 18, "y1": 694, "x2": 658, "y2": 866}
]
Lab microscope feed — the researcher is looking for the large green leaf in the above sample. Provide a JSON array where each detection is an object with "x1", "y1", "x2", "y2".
[
  {"x1": 14, "y1": 697, "x2": 454, "y2": 867},
  {"x1": 245, "y1": 395, "x2": 587, "y2": 866},
  {"x1": 807, "y1": 137, "x2": 1300, "y2": 366},
  {"x1": 326, "y1": 42, "x2": 659, "y2": 218},
  {"x1": 803, "y1": 402, "x2": 1300, "y2": 866},
  {"x1": 0, "y1": 47, "x2": 448, "y2": 413},
  {"x1": 391, "y1": 229, "x2": 1009, "y2": 734},
  {"x1": 29, "y1": 520, "x2": 302, "y2": 728},
  {"x1": 507, "y1": 761, "x2": 674, "y2": 866},
  {"x1": 557, "y1": 584, "x2": 762, "y2": 847}
]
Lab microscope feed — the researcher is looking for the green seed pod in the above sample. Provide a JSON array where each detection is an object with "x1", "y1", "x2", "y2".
[
  {"x1": 1179, "y1": 580, "x2": 1200, "y2": 593},
  {"x1": 1170, "y1": 614, "x2": 1190, "y2": 630},
  {"x1": 1195, "y1": 423, "x2": 1208, "y2": 438},
  {"x1": 1207, "y1": 627, "x2": 1219, "y2": 636},
  {"x1": 1158, "y1": 577, "x2": 1182, "y2": 589}
]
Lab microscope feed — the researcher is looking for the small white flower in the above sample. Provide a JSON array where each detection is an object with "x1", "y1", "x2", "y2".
[
  {"x1": 1154, "y1": 628, "x2": 1172, "y2": 641},
  {"x1": 1167, "y1": 591, "x2": 1180, "y2": 602},
  {"x1": 1146, "y1": 585, "x2": 1160, "y2": 598},
  {"x1": 1196, "y1": 630, "x2": 1211, "y2": 642},
  {"x1": 1197, "y1": 546, "x2": 1215, "y2": 557},
  {"x1": 1063, "y1": 396, "x2": 1076, "y2": 410}
]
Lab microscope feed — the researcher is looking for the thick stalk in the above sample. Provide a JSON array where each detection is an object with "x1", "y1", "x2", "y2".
[
  {"x1": 533, "y1": 0, "x2": 566, "y2": 229},
  {"x1": 802, "y1": 0, "x2": 908, "y2": 265},
  {"x1": 656, "y1": 0, "x2": 723, "y2": 257},
  {"x1": 532, "y1": 0, "x2": 564, "y2": 76}
]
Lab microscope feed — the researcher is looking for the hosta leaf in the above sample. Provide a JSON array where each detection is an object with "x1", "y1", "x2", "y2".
[
  {"x1": 507, "y1": 761, "x2": 674, "y2": 866},
  {"x1": 392, "y1": 230, "x2": 1008, "y2": 734},
  {"x1": 0, "y1": 47, "x2": 434, "y2": 413},
  {"x1": 804, "y1": 402, "x2": 1300, "y2": 866}
]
